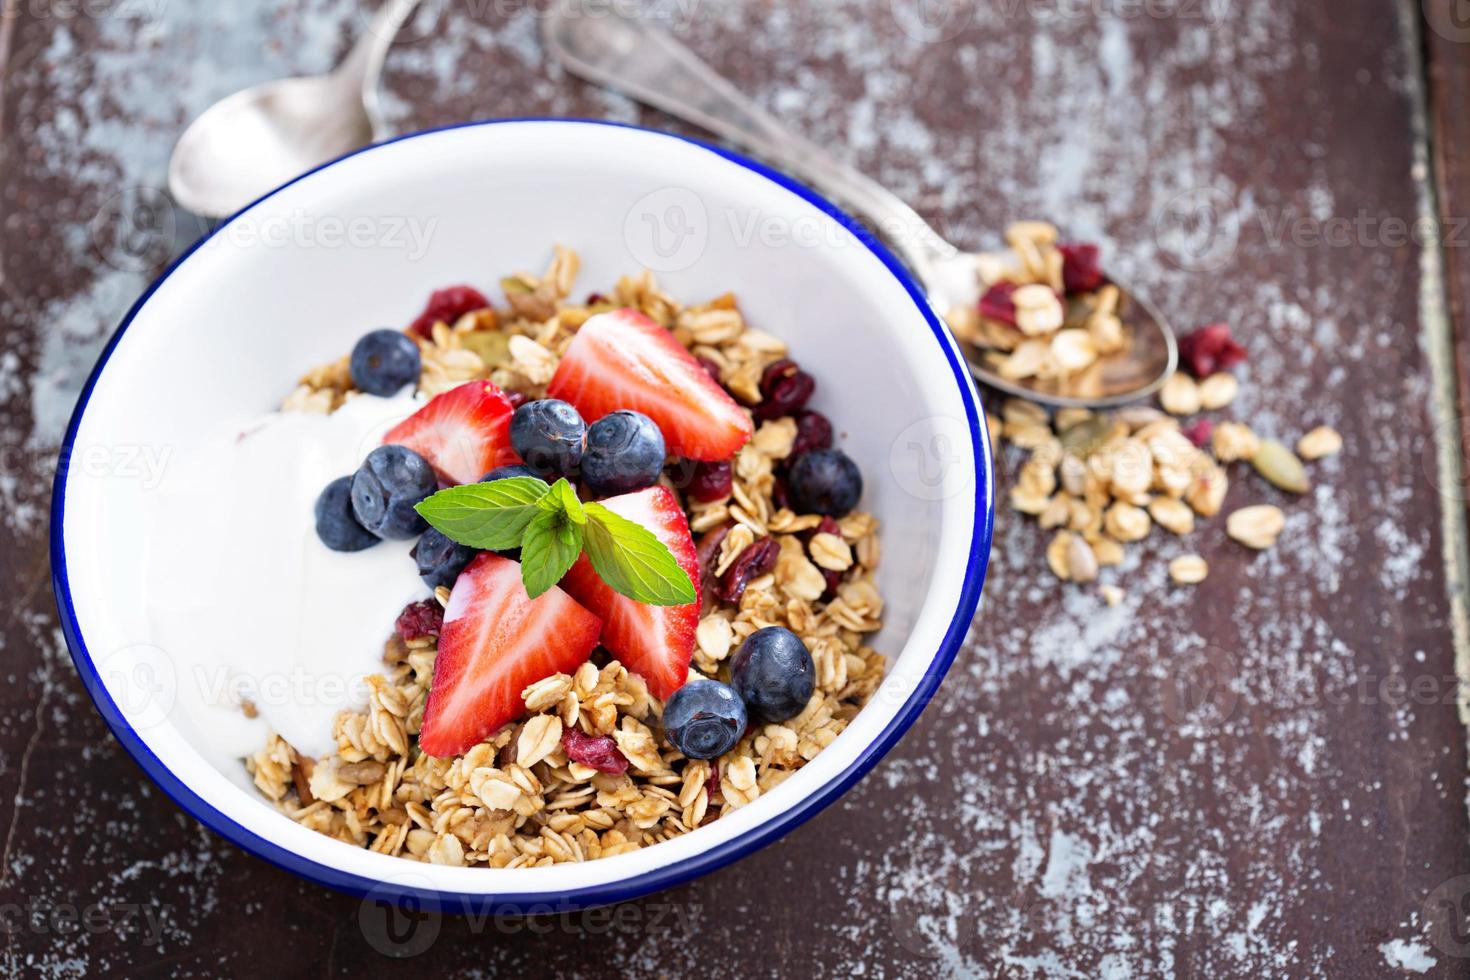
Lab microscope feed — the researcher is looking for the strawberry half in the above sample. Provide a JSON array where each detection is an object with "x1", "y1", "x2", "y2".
[
  {"x1": 419, "y1": 553, "x2": 602, "y2": 757},
  {"x1": 382, "y1": 380, "x2": 520, "y2": 485},
  {"x1": 547, "y1": 308, "x2": 753, "y2": 461},
  {"x1": 560, "y1": 486, "x2": 699, "y2": 699}
]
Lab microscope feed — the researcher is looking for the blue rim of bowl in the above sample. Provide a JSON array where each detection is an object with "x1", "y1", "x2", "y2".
[{"x1": 50, "y1": 117, "x2": 995, "y2": 913}]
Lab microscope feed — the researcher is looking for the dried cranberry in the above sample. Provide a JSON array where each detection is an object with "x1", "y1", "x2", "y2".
[
  {"x1": 705, "y1": 762, "x2": 721, "y2": 800},
  {"x1": 695, "y1": 356, "x2": 724, "y2": 386},
  {"x1": 1182, "y1": 418, "x2": 1214, "y2": 448},
  {"x1": 716, "y1": 538, "x2": 779, "y2": 604},
  {"x1": 562, "y1": 727, "x2": 629, "y2": 774},
  {"x1": 1177, "y1": 323, "x2": 1247, "y2": 379},
  {"x1": 407, "y1": 285, "x2": 490, "y2": 338},
  {"x1": 754, "y1": 359, "x2": 815, "y2": 421},
  {"x1": 696, "y1": 524, "x2": 733, "y2": 600},
  {"x1": 771, "y1": 473, "x2": 791, "y2": 511},
  {"x1": 978, "y1": 282, "x2": 1019, "y2": 326},
  {"x1": 821, "y1": 567, "x2": 843, "y2": 600},
  {"x1": 801, "y1": 515, "x2": 842, "y2": 544},
  {"x1": 395, "y1": 600, "x2": 444, "y2": 641},
  {"x1": 791, "y1": 410, "x2": 834, "y2": 456},
  {"x1": 687, "y1": 460, "x2": 734, "y2": 503},
  {"x1": 1057, "y1": 242, "x2": 1106, "y2": 293},
  {"x1": 585, "y1": 292, "x2": 608, "y2": 305}
]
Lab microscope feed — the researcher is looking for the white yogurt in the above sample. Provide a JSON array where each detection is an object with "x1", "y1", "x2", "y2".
[{"x1": 145, "y1": 391, "x2": 429, "y2": 759}]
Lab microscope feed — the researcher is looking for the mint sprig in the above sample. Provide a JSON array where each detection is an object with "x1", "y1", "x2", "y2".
[{"x1": 415, "y1": 477, "x2": 696, "y2": 605}]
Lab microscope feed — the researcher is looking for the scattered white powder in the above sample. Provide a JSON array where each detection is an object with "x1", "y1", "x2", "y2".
[{"x1": 1379, "y1": 938, "x2": 1437, "y2": 973}]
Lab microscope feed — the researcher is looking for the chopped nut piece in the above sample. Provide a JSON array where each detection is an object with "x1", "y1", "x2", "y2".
[
  {"x1": 1051, "y1": 329, "x2": 1098, "y2": 373},
  {"x1": 1047, "y1": 530, "x2": 1075, "y2": 581},
  {"x1": 1197, "y1": 373, "x2": 1239, "y2": 410},
  {"x1": 1098, "y1": 584, "x2": 1125, "y2": 606},
  {"x1": 1297, "y1": 426, "x2": 1343, "y2": 460},
  {"x1": 1148, "y1": 497, "x2": 1196, "y2": 535},
  {"x1": 1104, "y1": 502, "x2": 1152, "y2": 542},
  {"x1": 1212, "y1": 421, "x2": 1261, "y2": 463},
  {"x1": 1068, "y1": 535, "x2": 1099, "y2": 583},
  {"x1": 1005, "y1": 220, "x2": 1059, "y2": 248},
  {"x1": 1226, "y1": 504, "x2": 1286, "y2": 549},
  {"x1": 1168, "y1": 554, "x2": 1209, "y2": 584},
  {"x1": 1012, "y1": 284, "x2": 1065, "y2": 336},
  {"x1": 1159, "y1": 373, "x2": 1202, "y2": 416}
]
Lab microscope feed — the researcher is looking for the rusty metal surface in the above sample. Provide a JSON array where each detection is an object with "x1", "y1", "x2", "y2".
[{"x1": 2, "y1": 0, "x2": 1468, "y2": 975}]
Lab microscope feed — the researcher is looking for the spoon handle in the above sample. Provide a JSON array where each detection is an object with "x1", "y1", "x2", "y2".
[
  {"x1": 540, "y1": 9, "x2": 958, "y2": 283},
  {"x1": 341, "y1": 0, "x2": 424, "y2": 140}
]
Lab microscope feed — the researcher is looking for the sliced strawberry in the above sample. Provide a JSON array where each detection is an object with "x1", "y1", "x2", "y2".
[
  {"x1": 547, "y1": 308, "x2": 753, "y2": 461},
  {"x1": 419, "y1": 553, "x2": 602, "y2": 757},
  {"x1": 560, "y1": 486, "x2": 699, "y2": 699},
  {"x1": 382, "y1": 380, "x2": 520, "y2": 485}
]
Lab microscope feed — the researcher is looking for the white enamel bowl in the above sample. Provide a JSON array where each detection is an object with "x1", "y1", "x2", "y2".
[{"x1": 52, "y1": 119, "x2": 994, "y2": 912}]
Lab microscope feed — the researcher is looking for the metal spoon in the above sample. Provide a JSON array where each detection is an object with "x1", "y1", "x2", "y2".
[
  {"x1": 540, "y1": 9, "x2": 1177, "y2": 409},
  {"x1": 168, "y1": 0, "x2": 421, "y2": 218}
]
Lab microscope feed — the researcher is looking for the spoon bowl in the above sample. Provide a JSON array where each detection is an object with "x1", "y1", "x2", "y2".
[
  {"x1": 167, "y1": 0, "x2": 419, "y2": 218},
  {"x1": 168, "y1": 76, "x2": 373, "y2": 218}
]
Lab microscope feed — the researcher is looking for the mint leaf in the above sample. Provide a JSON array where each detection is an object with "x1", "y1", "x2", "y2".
[
  {"x1": 520, "y1": 509, "x2": 584, "y2": 599},
  {"x1": 582, "y1": 502, "x2": 697, "y2": 606},
  {"x1": 415, "y1": 476, "x2": 550, "y2": 550},
  {"x1": 539, "y1": 478, "x2": 586, "y2": 525}
]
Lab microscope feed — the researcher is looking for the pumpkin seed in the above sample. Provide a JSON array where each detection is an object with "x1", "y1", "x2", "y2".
[
  {"x1": 460, "y1": 329, "x2": 512, "y2": 368},
  {"x1": 1251, "y1": 439, "x2": 1309, "y2": 493}
]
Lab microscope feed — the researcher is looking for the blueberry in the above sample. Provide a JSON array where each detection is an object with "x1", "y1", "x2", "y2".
[
  {"x1": 730, "y1": 626, "x2": 815, "y2": 723},
  {"x1": 786, "y1": 448, "x2": 862, "y2": 517},
  {"x1": 411, "y1": 528, "x2": 476, "y2": 588},
  {"x1": 510, "y1": 399, "x2": 586, "y2": 477},
  {"x1": 662, "y1": 679, "x2": 747, "y2": 760},
  {"x1": 480, "y1": 463, "x2": 540, "y2": 483},
  {"x1": 350, "y1": 445, "x2": 437, "y2": 539},
  {"x1": 581, "y1": 410, "x2": 666, "y2": 496},
  {"x1": 314, "y1": 476, "x2": 379, "y2": 552},
  {"x1": 349, "y1": 329, "x2": 421, "y2": 396}
]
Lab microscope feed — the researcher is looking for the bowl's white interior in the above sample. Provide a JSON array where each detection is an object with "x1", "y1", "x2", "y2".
[{"x1": 59, "y1": 121, "x2": 985, "y2": 897}]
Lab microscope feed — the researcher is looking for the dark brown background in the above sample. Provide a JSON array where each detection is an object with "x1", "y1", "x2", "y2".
[{"x1": 4, "y1": 0, "x2": 1470, "y2": 975}]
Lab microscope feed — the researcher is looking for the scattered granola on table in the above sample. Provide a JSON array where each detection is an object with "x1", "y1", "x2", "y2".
[
  {"x1": 249, "y1": 248, "x2": 888, "y2": 866},
  {"x1": 989, "y1": 318, "x2": 1341, "y2": 589}
]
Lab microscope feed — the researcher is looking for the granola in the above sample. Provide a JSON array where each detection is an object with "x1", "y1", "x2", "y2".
[{"x1": 248, "y1": 249, "x2": 886, "y2": 865}]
